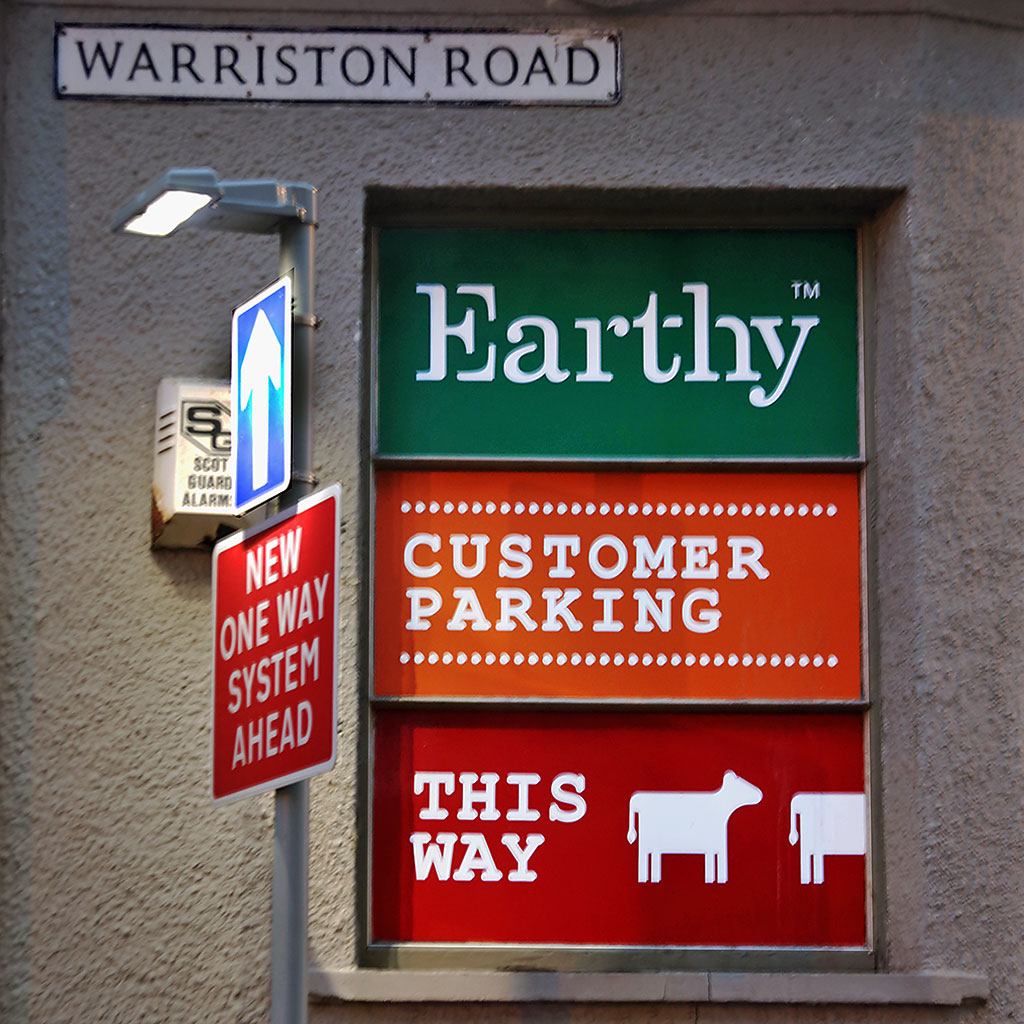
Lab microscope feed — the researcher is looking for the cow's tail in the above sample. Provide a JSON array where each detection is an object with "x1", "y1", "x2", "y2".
[
  {"x1": 788, "y1": 798, "x2": 801, "y2": 845},
  {"x1": 627, "y1": 795, "x2": 638, "y2": 844}
]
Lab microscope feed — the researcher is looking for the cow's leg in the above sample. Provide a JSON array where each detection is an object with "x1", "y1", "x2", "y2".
[
  {"x1": 717, "y1": 848, "x2": 728, "y2": 884},
  {"x1": 813, "y1": 852, "x2": 824, "y2": 884},
  {"x1": 800, "y1": 847, "x2": 812, "y2": 885},
  {"x1": 638, "y1": 844, "x2": 648, "y2": 883},
  {"x1": 705, "y1": 851, "x2": 715, "y2": 883},
  {"x1": 651, "y1": 852, "x2": 661, "y2": 883}
]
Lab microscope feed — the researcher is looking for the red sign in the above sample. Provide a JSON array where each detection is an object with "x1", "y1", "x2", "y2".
[
  {"x1": 374, "y1": 469, "x2": 862, "y2": 700},
  {"x1": 371, "y1": 709, "x2": 869, "y2": 948},
  {"x1": 211, "y1": 485, "x2": 340, "y2": 803}
]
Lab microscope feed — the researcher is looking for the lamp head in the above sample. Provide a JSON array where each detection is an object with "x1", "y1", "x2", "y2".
[
  {"x1": 112, "y1": 167, "x2": 316, "y2": 237},
  {"x1": 112, "y1": 168, "x2": 223, "y2": 237}
]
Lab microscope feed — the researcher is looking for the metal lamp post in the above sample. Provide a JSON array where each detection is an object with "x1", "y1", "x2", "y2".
[{"x1": 114, "y1": 167, "x2": 318, "y2": 1024}]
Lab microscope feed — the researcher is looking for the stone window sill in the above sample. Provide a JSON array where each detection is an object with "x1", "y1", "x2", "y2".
[{"x1": 310, "y1": 968, "x2": 988, "y2": 1006}]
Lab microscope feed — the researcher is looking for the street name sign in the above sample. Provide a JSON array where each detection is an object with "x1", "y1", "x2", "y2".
[
  {"x1": 232, "y1": 276, "x2": 291, "y2": 514},
  {"x1": 211, "y1": 484, "x2": 340, "y2": 803},
  {"x1": 55, "y1": 26, "x2": 620, "y2": 105}
]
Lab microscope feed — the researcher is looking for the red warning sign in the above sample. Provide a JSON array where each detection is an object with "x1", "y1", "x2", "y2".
[{"x1": 211, "y1": 485, "x2": 340, "y2": 803}]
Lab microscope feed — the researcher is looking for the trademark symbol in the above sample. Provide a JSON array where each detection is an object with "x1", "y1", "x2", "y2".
[{"x1": 791, "y1": 280, "x2": 821, "y2": 299}]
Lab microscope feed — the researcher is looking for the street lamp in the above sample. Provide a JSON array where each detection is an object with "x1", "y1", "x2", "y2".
[{"x1": 114, "y1": 167, "x2": 318, "y2": 1024}]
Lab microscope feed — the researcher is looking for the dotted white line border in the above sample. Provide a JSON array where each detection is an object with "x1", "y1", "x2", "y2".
[
  {"x1": 399, "y1": 651, "x2": 839, "y2": 669},
  {"x1": 398, "y1": 499, "x2": 839, "y2": 518}
]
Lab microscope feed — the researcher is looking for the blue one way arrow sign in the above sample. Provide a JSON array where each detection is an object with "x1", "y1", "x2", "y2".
[{"x1": 231, "y1": 276, "x2": 292, "y2": 514}]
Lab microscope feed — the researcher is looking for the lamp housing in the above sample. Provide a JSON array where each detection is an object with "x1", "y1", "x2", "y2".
[{"x1": 112, "y1": 167, "x2": 315, "y2": 236}]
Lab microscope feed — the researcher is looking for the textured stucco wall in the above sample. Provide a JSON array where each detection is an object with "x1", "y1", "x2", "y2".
[{"x1": 3, "y1": 2, "x2": 1023, "y2": 1023}]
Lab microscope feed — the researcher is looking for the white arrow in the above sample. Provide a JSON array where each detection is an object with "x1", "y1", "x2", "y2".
[{"x1": 239, "y1": 308, "x2": 282, "y2": 491}]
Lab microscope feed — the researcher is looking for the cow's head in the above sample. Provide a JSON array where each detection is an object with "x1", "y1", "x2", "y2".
[{"x1": 722, "y1": 770, "x2": 763, "y2": 807}]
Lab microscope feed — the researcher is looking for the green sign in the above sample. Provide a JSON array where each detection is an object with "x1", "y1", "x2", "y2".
[{"x1": 375, "y1": 228, "x2": 859, "y2": 459}]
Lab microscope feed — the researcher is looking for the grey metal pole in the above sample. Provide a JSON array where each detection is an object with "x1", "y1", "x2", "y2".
[
  {"x1": 271, "y1": 188, "x2": 317, "y2": 1024},
  {"x1": 271, "y1": 779, "x2": 309, "y2": 1024}
]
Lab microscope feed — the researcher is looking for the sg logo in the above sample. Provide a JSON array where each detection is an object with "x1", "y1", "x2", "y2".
[{"x1": 182, "y1": 400, "x2": 231, "y2": 457}]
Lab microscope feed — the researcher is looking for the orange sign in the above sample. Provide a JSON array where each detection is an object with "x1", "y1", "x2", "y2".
[{"x1": 374, "y1": 470, "x2": 861, "y2": 701}]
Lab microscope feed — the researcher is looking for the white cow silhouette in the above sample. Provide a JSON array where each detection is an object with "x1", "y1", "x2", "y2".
[
  {"x1": 788, "y1": 792, "x2": 867, "y2": 884},
  {"x1": 627, "y1": 771, "x2": 763, "y2": 884}
]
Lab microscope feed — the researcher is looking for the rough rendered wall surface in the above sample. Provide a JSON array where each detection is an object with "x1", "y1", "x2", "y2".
[{"x1": 2, "y1": 2, "x2": 1023, "y2": 1023}]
